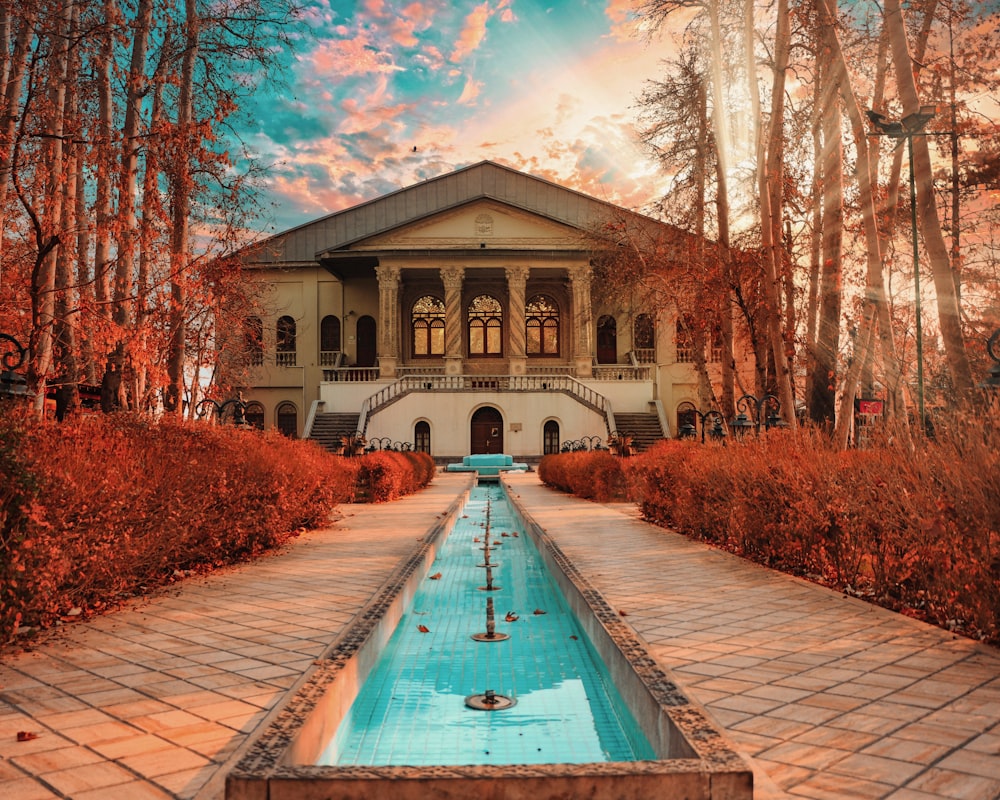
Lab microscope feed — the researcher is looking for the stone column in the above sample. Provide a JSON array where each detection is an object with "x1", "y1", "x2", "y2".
[
  {"x1": 375, "y1": 264, "x2": 400, "y2": 377},
  {"x1": 440, "y1": 265, "x2": 465, "y2": 375},
  {"x1": 505, "y1": 265, "x2": 529, "y2": 375},
  {"x1": 569, "y1": 265, "x2": 593, "y2": 377}
]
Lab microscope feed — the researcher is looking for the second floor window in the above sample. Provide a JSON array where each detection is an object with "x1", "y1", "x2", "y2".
[
  {"x1": 277, "y1": 316, "x2": 296, "y2": 366},
  {"x1": 412, "y1": 295, "x2": 445, "y2": 356},
  {"x1": 675, "y1": 318, "x2": 693, "y2": 364},
  {"x1": 243, "y1": 316, "x2": 263, "y2": 366},
  {"x1": 468, "y1": 294, "x2": 502, "y2": 356},
  {"x1": 526, "y1": 295, "x2": 559, "y2": 356}
]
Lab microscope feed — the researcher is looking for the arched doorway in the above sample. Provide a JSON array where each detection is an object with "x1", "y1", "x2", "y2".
[
  {"x1": 597, "y1": 315, "x2": 617, "y2": 364},
  {"x1": 356, "y1": 315, "x2": 377, "y2": 367},
  {"x1": 471, "y1": 406, "x2": 503, "y2": 454}
]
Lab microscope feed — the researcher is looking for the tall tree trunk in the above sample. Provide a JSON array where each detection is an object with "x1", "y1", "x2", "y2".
[
  {"x1": 816, "y1": 0, "x2": 910, "y2": 447},
  {"x1": 29, "y1": 0, "x2": 72, "y2": 415},
  {"x1": 755, "y1": 0, "x2": 797, "y2": 424},
  {"x1": 0, "y1": 8, "x2": 37, "y2": 243},
  {"x1": 166, "y1": 0, "x2": 200, "y2": 414},
  {"x1": 94, "y1": 0, "x2": 116, "y2": 397},
  {"x1": 804, "y1": 54, "x2": 823, "y2": 409},
  {"x1": 53, "y1": 0, "x2": 82, "y2": 418},
  {"x1": 810, "y1": 52, "x2": 843, "y2": 429},
  {"x1": 884, "y1": 0, "x2": 973, "y2": 396},
  {"x1": 709, "y1": 0, "x2": 737, "y2": 419}
]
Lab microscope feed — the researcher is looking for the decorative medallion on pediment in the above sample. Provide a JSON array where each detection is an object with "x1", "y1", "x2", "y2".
[{"x1": 475, "y1": 213, "x2": 494, "y2": 237}]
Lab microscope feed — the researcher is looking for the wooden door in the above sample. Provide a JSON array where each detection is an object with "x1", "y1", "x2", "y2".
[
  {"x1": 597, "y1": 315, "x2": 617, "y2": 364},
  {"x1": 471, "y1": 407, "x2": 503, "y2": 454},
  {"x1": 356, "y1": 315, "x2": 377, "y2": 367}
]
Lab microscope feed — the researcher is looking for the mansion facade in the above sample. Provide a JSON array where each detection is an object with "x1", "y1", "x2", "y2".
[{"x1": 232, "y1": 161, "x2": 731, "y2": 459}]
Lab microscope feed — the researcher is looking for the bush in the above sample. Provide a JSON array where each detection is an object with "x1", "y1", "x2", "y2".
[
  {"x1": 355, "y1": 450, "x2": 436, "y2": 502},
  {"x1": 0, "y1": 410, "x2": 361, "y2": 644},
  {"x1": 539, "y1": 450, "x2": 628, "y2": 502}
]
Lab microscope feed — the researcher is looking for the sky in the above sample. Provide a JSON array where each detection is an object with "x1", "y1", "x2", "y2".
[{"x1": 240, "y1": 0, "x2": 678, "y2": 234}]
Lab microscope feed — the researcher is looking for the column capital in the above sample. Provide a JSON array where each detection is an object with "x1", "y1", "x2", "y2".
[
  {"x1": 440, "y1": 265, "x2": 465, "y2": 292},
  {"x1": 504, "y1": 264, "x2": 529, "y2": 285},
  {"x1": 568, "y1": 264, "x2": 592, "y2": 287},
  {"x1": 375, "y1": 264, "x2": 401, "y2": 288}
]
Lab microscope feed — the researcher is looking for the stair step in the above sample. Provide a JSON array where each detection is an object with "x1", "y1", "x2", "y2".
[
  {"x1": 613, "y1": 413, "x2": 665, "y2": 452},
  {"x1": 309, "y1": 413, "x2": 361, "y2": 454}
]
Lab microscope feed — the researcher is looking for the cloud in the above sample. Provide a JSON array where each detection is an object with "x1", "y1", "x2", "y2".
[
  {"x1": 456, "y1": 75, "x2": 483, "y2": 105},
  {"x1": 604, "y1": 0, "x2": 642, "y2": 41},
  {"x1": 450, "y1": 2, "x2": 492, "y2": 63},
  {"x1": 309, "y1": 37, "x2": 403, "y2": 78}
]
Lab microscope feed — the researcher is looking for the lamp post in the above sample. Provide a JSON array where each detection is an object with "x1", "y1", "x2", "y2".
[
  {"x1": 867, "y1": 105, "x2": 937, "y2": 433},
  {"x1": 0, "y1": 333, "x2": 29, "y2": 399},
  {"x1": 677, "y1": 401, "x2": 727, "y2": 443},
  {"x1": 732, "y1": 393, "x2": 786, "y2": 436},
  {"x1": 195, "y1": 396, "x2": 248, "y2": 425},
  {"x1": 980, "y1": 329, "x2": 1000, "y2": 392}
]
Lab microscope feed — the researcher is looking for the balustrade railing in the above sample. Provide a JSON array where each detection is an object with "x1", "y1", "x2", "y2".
[
  {"x1": 354, "y1": 373, "x2": 614, "y2": 437},
  {"x1": 323, "y1": 366, "x2": 380, "y2": 381}
]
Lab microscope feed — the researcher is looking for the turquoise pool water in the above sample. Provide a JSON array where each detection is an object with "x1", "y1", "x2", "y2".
[{"x1": 318, "y1": 483, "x2": 656, "y2": 767}]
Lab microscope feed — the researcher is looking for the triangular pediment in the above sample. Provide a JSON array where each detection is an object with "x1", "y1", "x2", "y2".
[
  {"x1": 244, "y1": 161, "x2": 657, "y2": 266},
  {"x1": 354, "y1": 200, "x2": 586, "y2": 251}
]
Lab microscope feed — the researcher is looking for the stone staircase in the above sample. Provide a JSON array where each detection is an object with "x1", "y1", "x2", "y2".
[
  {"x1": 612, "y1": 412, "x2": 665, "y2": 452},
  {"x1": 309, "y1": 412, "x2": 361, "y2": 454}
]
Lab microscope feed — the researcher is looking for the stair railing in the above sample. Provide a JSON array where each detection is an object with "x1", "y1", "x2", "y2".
[{"x1": 356, "y1": 374, "x2": 618, "y2": 438}]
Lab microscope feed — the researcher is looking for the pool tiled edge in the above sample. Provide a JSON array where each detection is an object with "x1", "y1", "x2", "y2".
[{"x1": 225, "y1": 475, "x2": 753, "y2": 800}]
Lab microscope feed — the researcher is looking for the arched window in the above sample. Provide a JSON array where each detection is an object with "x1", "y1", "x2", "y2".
[
  {"x1": 244, "y1": 402, "x2": 265, "y2": 430},
  {"x1": 677, "y1": 404, "x2": 697, "y2": 437},
  {"x1": 675, "y1": 318, "x2": 693, "y2": 363},
  {"x1": 543, "y1": 420, "x2": 560, "y2": 455},
  {"x1": 634, "y1": 313, "x2": 655, "y2": 363},
  {"x1": 468, "y1": 295, "x2": 502, "y2": 356},
  {"x1": 597, "y1": 315, "x2": 617, "y2": 364},
  {"x1": 276, "y1": 402, "x2": 297, "y2": 437},
  {"x1": 276, "y1": 316, "x2": 296, "y2": 366},
  {"x1": 710, "y1": 321, "x2": 723, "y2": 363},
  {"x1": 414, "y1": 421, "x2": 431, "y2": 453},
  {"x1": 526, "y1": 295, "x2": 560, "y2": 356},
  {"x1": 412, "y1": 296, "x2": 445, "y2": 357},
  {"x1": 243, "y1": 316, "x2": 263, "y2": 366},
  {"x1": 320, "y1": 316, "x2": 341, "y2": 365}
]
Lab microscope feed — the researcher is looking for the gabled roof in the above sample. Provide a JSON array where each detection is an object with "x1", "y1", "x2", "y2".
[{"x1": 245, "y1": 160, "x2": 654, "y2": 265}]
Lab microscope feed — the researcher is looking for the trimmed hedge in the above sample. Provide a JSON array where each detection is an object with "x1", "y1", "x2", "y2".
[
  {"x1": 0, "y1": 410, "x2": 434, "y2": 644},
  {"x1": 541, "y1": 421, "x2": 1000, "y2": 644}
]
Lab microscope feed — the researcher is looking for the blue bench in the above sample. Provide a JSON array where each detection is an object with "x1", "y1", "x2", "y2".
[{"x1": 446, "y1": 454, "x2": 529, "y2": 476}]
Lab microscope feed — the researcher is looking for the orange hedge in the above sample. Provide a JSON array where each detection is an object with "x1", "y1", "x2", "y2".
[
  {"x1": 542, "y1": 422, "x2": 1000, "y2": 644},
  {"x1": 0, "y1": 410, "x2": 360, "y2": 644}
]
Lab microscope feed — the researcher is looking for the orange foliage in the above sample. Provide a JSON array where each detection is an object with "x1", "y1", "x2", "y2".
[
  {"x1": 538, "y1": 450, "x2": 629, "y2": 502},
  {"x1": 546, "y1": 421, "x2": 1000, "y2": 644},
  {"x1": 354, "y1": 450, "x2": 436, "y2": 502},
  {"x1": 0, "y1": 409, "x2": 365, "y2": 644}
]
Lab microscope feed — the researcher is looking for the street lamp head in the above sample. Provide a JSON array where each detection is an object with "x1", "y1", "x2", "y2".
[
  {"x1": 902, "y1": 105, "x2": 936, "y2": 133},
  {"x1": 867, "y1": 109, "x2": 905, "y2": 137}
]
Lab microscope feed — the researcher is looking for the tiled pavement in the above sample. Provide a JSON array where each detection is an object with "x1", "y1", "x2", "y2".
[{"x1": 1, "y1": 470, "x2": 998, "y2": 799}]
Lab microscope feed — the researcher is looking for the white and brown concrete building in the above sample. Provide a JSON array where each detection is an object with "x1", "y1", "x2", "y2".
[{"x1": 231, "y1": 161, "x2": 731, "y2": 459}]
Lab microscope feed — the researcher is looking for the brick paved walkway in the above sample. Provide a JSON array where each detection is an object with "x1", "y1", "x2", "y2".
[{"x1": 1, "y1": 471, "x2": 997, "y2": 799}]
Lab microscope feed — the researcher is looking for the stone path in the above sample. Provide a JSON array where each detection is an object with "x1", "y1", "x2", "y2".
[{"x1": 1, "y1": 470, "x2": 998, "y2": 799}]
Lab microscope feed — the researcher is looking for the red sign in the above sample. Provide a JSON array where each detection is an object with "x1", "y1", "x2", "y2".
[{"x1": 855, "y1": 399, "x2": 884, "y2": 415}]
